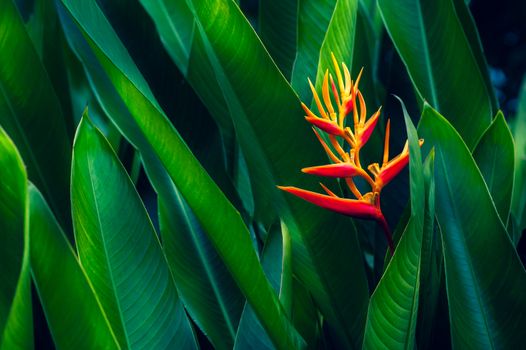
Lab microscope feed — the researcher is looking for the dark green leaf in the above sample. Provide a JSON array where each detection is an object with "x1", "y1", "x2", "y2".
[
  {"x1": 182, "y1": 0, "x2": 368, "y2": 346},
  {"x1": 473, "y1": 111, "x2": 514, "y2": 223},
  {"x1": 234, "y1": 222, "x2": 293, "y2": 349},
  {"x1": 291, "y1": 0, "x2": 336, "y2": 101},
  {"x1": 0, "y1": 0, "x2": 71, "y2": 228},
  {"x1": 363, "y1": 99, "x2": 426, "y2": 349},
  {"x1": 57, "y1": 1, "x2": 303, "y2": 347},
  {"x1": 71, "y1": 117, "x2": 197, "y2": 349},
  {"x1": 29, "y1": 184, "x2": 119, "y2": 350},
  {"x1": 157, "y1": 184, "x2": 244, "y2": 350},
  {"x1": 258, "y1": 0, "x2": 298, "y2": 79},
  {"x1": 512, "y1": 79, "x2": 526, "y2": 231},
  {"x1": 0, "y1": 126, "x2": 32, "y2": 349},
  {"x1": 378, "y1": 0, "x2": 496, "y2": 148},
  {"x1": 415, "y1": 153, "x2": 441, "y2": 349},
  {"x1": 418, "y1": 104, "x2": 526, "y2": 348}
]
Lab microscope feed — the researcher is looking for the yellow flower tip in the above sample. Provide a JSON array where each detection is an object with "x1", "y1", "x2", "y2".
[
  {"x1": 322, "y1": 71, "x2": 335, "y2": 116},
  {"x1": 301, "y1": 102, "x2": 317, "y2": 119},
  {"x1": 383, "y1": 118, "x2": 391, "y2": 165},
  {"x1": 353, "y1": 67, "x2": 364, "y2": 94},
  {"x1": 342, "y1": 63, "x2": 352, "y2": 93}
]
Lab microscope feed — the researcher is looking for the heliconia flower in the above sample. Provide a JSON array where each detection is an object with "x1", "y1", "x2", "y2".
[
  {"x1": 302, "y1": 162, "x2": 367, "y2": 178},
  {"x1": 277, "y1": 186, "x2": 381, "y2": 219},
  {"x1": 302, "y1": 102, "x2": 344, "y2": 136},
  {"x1": 368, "y1": 119, "x2": 424, "y2": 191},
  {"x1": 278, "y1": 54, "x2": 419, "y2": 254}
]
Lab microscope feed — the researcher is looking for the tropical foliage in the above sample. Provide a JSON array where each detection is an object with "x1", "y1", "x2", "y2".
[{"x1": 0, "y1": 0, "x2": 525, "y2": 349}]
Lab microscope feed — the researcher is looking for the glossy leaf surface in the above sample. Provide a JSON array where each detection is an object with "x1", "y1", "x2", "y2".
[
  {"x1": 473, "y1": 111, "x2": 514, "y2": 223},
  {"x1": 378, "y1": 0, "x2": 496, "y2": 147},
  {"x1": 71, "y1": 117, "x2": 197, "y2": 349},
  {"x1": 0, "y1": 0, "x2": 71, "y2": 226},
  {"x1": 363, "y1": 100, "x2": 426, "y2": 349},
  {"x1": 57, "y1": 1, "x2": 303, "y2": 347},
  {"x1": 183, "y1": 0, "x2": 368, "y2": 346},
  {"x1": 0, "y1": 127, "x2": 32, "y2": 349},
  {"x1": 29, "y1": 184, "x2": 119, "y2": 350},
  {"x1": 418, "y1": 105, "x2": 526, "y2": 348}
]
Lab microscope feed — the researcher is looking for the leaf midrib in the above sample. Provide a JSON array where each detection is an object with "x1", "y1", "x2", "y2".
[
  {"x1": 438, "y1": 150, "x2": 494, "y2": 349},
  {"x1": 86, "y1": 152, "x2": 131, "y2": 350}
]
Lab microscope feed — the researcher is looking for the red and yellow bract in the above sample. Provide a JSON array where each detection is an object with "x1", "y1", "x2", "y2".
[{"x1": 279, "y1": 53, "x2": 423, "y2": 253}]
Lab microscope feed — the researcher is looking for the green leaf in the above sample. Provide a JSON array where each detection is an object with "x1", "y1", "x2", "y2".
[
  {"x1": 363, "y1": 99, "x2": 426, "y2": 349},
  {"x1": 0, "y1": 0, "x2": 71, "y2": 228},
  {"x1": 71, "y1": 116, "x2": 197, "y2": 349},
  {"x1": 0, "y1": 126, "x2": 32, "y2": 349},
  {"x1": 23, "y1": 0, "x2": 75, "y2": 137},
  {"x1": 416, "y1": 151, "x2": 440, "y2": 349},
  {"x1": 29, "y1": 184, "x2": 119, "y2": 350},
  {"x1": 138, "y1": 0, "x2": 235, "y2": 140},
  {"x1": 418, "y1": 104, "x2": 526, "y2": 348},
  {"x1": 512, "y1": 79, "x2": 526, "y2": 231},
  {"x1": 378, "y1": 0, "x2": 496, "y2": 148},
  {"x1": 182, "y1": 0, "x2": 368, "y2": 347},
  {"x1": 473, "y1": 111, "x2": 514, "y2": 223},
  {"x1": 313, "y1": 0, "x2": 358, "y2": 93},
  {"x1": 258, "y1": 0, "x2": 298, "y2": 79},
  {"x1": 57, "y1": 1, "x2": 305, "y2": 346},
  {"x1": 234, "y1": 222, "x2": 293, "y2": 349},
  {"x1": 157, "y1": 184, "x2": 244, "y2": 350},
  {"x1": 291, "y1": 0, "x2": 336, "y2": 101}
]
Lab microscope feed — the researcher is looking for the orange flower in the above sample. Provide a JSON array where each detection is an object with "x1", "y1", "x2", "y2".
[{"x1": 278, "y1": 54, "x2": 423, "y2": 254}]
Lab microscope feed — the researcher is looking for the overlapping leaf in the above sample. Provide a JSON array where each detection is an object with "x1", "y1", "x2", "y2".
[
  {"x1": 29, "y1": 184, "x2": 119, "y2": 350},
  {"x1": 512, "y1": 79, "x2": 526, "y2": 232},
  {"x1": 418, "y1": 105, "x2": 526, "y2": 348},
  {"x1": 234, "y1": 223, "x2": 293, "y2": 349},
  {"x1": 57, "y1": 1, "x2": 303, "y2": 348},
  {"x1": 71, "y1": 117, "x2": 197, "y2": 349},
  {"x1": 0, "y1": 127, "x2": 32, "y2": 349},
  {"x1": 182, "y1": 0, "x2": 369, "y2": 346},
  {"x1": 259, "y1": 0, "x2": 298, "y2": 79},
  {"x1": 378, "y1": 0, "x2": 496, "y2": 148},
  {"x1": 473, "y1": 111, "x2": 514, "y2": 223},
  {"x1": 0, "y1": 0, "x2": 70, "y2": 227},
  {"x1": 363, "y1": 100, "x2": 428, "y2": 349}
]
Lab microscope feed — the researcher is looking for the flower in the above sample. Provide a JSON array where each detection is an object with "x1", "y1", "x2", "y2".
[{"x1": 278, "y1": 54, "x2": 423, "y2": 253}]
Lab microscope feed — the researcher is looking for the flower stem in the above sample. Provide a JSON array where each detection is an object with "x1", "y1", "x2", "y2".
[{"x1": 378, "y1": 215, "x2": 394, "y2": 255}]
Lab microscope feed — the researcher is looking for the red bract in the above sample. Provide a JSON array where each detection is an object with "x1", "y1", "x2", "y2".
[{"x1": 278, "y1": 54, "x2": 423, "y2": 254}]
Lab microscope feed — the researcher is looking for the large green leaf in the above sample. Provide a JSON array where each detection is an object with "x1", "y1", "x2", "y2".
[
  {"x1": 0, "y1": 126, "x2": 32, "y2": 349},
  {"x1": 291, "y1": 0, "x2": 336, "y2": 101},
  {"x1": 258, "y1": 0, "x2": 297, "y2": 79},
  {"x1": 512, "y1": 79, "x2": 526, "y2": 231},
  {"x1": 363, "y1": 100, "x2": 426, "y2": 349},
  {"x1": 418, "y1": 105, "x2": 526, "y2": 348},
  {"x1": 29, "y1": 184, "x2": 119, "y2": 350},
  {"x1": 473, "y1": 111, "x2": 514, "y2": 223},
  {"x1": 183, "y1": 0, "x2": 368, "y2": 347},
  {"x1": 313, "y1": 0, "x2": 358, "y2": 93},
  {"x1": 58, "y1": 5, "x2": 246, "y2": 345},
  {"x1": 234, "y1": 222, "x2": 293, "y2": 349},
  {"x1": 57, "y1": 1, "x2": 304, "y2": 347},
  {"x1": 158, "y1": 184, "x2": 244, "y2": 350},
  {"x1": 0, "y1": 0, "x2": 70, "y2": 227},
  {"x1": 22, "y1": 0, "x2": 75, "y2": 137},
  {"x1": 138, "y1": 0, "x2": 234, "y2": 141},
  {"x1": 378, "y1": 0, "x2": 496, "y2": 148},
  {"x1": 71, "y1": 117, "x2": 197, "y2": 349}
]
